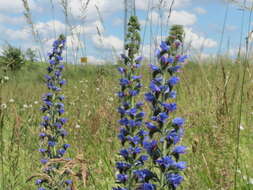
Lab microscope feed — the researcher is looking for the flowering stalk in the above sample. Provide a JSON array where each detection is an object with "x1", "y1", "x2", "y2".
[
  {"x1": 36, "y1": 35, "x2": 72, "y2": 190},
  {"x1": 113, "y1": 16, "x2": 149, "y2": 190},
  {"x1": 142, "y1": 28, "x2": 188, "y2": 189}
]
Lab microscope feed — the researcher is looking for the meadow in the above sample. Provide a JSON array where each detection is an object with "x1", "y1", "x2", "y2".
[{"x1": 1, "y1": 59, "x2": 253, "y2": 190}]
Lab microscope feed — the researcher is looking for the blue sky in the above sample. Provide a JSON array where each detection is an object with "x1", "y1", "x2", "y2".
[{"x1": 0, "y1": 0, "x2": 252, "y2": 63}]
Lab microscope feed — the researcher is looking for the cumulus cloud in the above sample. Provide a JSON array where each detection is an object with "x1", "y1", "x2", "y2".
[
  {"x1": 87, "y1": 55, "x2": 106, "y2": 64},
  {"x1": 148, "y1": 10, "x2": 197, "y2": 26},
  {"x1": 136, "y1": 0, "x2": 191, "y2": 10},
  {"x1": 194, "y1": 7, "x2": 207, "y2": 14},
  {"x1": 3, "y1": 27, "x2": 31, "y2": 41},
  {"x1": 184, "y1": 28, "x2": 218, "y2": 50},
  {"x1": 92, "y1": 35, "x2": 123, "y2": 51},
  {"x1": 68, "y1": 0, "x2": 123, "y2": 21},
  {"x1": 0, "y1": 14, "x2": 25, "y2": 25},
  {"x1": 0, "y1": 0, "x2": 38, "y2": 13}
]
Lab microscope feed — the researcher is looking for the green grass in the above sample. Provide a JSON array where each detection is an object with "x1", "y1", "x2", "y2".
[{"x1": 0, "y1": 61, "x2": 253, "y2": 190}]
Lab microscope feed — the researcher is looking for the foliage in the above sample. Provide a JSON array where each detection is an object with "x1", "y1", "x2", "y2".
[
  {"x1": 25, "y1": 48, "x2": 37, "y2": 62},
  {"x1": 1, "y1": 61, "x2": 253, "y2": 189},
  {"x1": 0, "y1": 44, "x2": 25, "y2": 71},
  {"x1": 166, "y1": 25, "x2": 185, "y2": 47}
]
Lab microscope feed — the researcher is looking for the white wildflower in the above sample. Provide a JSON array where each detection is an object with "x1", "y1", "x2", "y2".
[
  {"x1": 239, "y1": 125, "x2": 244, "y2": 130},
  {"x1": 3, "y1": 76, "x2": 9, "y2": 81},
  {"x1": 1, "y1": 103, "x2": 7, "y2": 109}
]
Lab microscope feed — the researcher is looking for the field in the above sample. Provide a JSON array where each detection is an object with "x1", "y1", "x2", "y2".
[{"x1": 1, "y1": 60, "x2": 253, "y2": 190}]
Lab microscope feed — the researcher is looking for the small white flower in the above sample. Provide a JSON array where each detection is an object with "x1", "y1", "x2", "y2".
[
  {"x1": 96, "y1": 88, "x2": 100, "y2": 91},
  {"x1": 9, "y1": 99, "x2": 14, "y2": 103},
  {"x1": 239, "y1": 125, "x2": 244, "y2": 130},
  {"x1": 34, "y1": 101, "x2": 39, "y2": 104},
  {"x1": 108, "y1": 97, "x2": 114, "y2": 102},
  {"x1": 212, "y1": 125, "x2": 218, "y2": 129},
  {"x1": 79, "y1": 80, "x2": 84, "y2": 83},
  {"x1": 1, "y1": 103, "x2": 7, "y2": 109},
  {"x1": 23, "y1": 104, "x2": 28, "y2": 108},
  {"x1": 29, "y1": 104, "x2": 33, "y2": 108},
  {"x1": 75, "y1": 124, "x2": 81, "y2": 128},
  {"x1": 249, "y1": 178, "x2": 253, "y2": 185},
  {"x1": 3, "y1": 76, "x2": 9, "y2": 80}
]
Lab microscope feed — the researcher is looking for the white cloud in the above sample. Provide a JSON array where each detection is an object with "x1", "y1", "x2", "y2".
[
  {"x1": 92, "y1": 35, "x2": 123, "y2": 51},
  {"x1": 226, "y1": 25, "x2": 237, "y2": 31},
  {"x1": 0, "y1": 0, "x2": 38, "y2": 13},
  {"x1": 68, "y1": 0, "x2": 123, "y2": 21},
  {"x1": 72, "y1": 20, "x2": 104, "y2": 35},
  {"x1": 3, "y1": 27, "x2": 30, "y2": 41},
  {"x1": 35, "y1": 20, "x2": 66, "y2": 38},
  {"x1": 169, "y1": 10, "x2": 197, "y2": 26},
  {"x1": 194, "y1": 7, "x2": 207, "y2": 14},
  {"x1": 184, "y1": 28, "x2": 218, "y2": 50},
  {"x1": 136, "y1": 0, "x2": 191, "y2": 10},
  {"x1": 0, "y1": 14, "x2": 25, "y2": 25},
  {"x1": 148, "y1": 10, "x2": 197, "y2": 26},
  {"x1": 87, "y1": 55, "x2": 106, "y2": 64}
]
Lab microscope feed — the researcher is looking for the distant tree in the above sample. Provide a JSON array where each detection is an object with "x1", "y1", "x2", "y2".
[
  {"x1": 166, "y1": 25, "x2": 185, "y2": 45},
  {"x1": 0, "y1": 44, "x2": 25, "y2": 71},
  {"x1": 25, "y1": 48, "x2": 37, "y2": 62}
]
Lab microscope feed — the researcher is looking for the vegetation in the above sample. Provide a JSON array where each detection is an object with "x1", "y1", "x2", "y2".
[
  {"x1": 0, "y1": 44, "x2": 25, "y2": 71},
  {"x1": 1, "y1": 60, "x2": 253, "y2": 189}
]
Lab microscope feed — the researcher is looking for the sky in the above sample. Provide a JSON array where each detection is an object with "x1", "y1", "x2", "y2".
[{"x1": 0, "y1": 0, "x2": 253, "y2": 64}]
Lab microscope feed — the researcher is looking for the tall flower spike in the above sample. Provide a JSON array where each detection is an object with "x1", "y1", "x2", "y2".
[
  {"x1": 36, "y1": 35, "x2": 72, "y2": 190},
  {"x1": 113, "y1": 16, "x2": 150, "y2": 190},
  {"x1": 141, "y1": 25, "x2": 187, "y2": 189}
]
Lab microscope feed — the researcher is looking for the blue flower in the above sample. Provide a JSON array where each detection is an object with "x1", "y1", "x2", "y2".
[
  {"x1": 120, "y1": 78, "x2": 130, "y2": 86},
  {"x1": 149, "y1": 64, "x2": 160, "y2": 71},
  {"x1": 162, "y1": 103, "x2": 177, "y2": 112},
  {"x1": 167, "y1": 57, "x2": 174, "y2": 63},
  {"x1": 129, "y1": 90, "x2": 138, "y2": 96},
  {"x1": 65, "y1": 180, "x2": 72, "y2": 185},
  {"x1": 118, "y1": 67, "x2": 126, "y2": 74},
  {"x1": 168, "y1": 76, "x2": 180, "y2": 86},
  {"x1": 173, "y1": 146, "x2": 187, "y2": 155},
  {"x1": 166, "y1": 128, "x2": 184, "y2": 145},
  {"x1": 134, "y1": 169, "x2": 155, "y2": 182},
  {"x1": 143, "y1": 140, "x2": 158, "y2": 155},
  {"x1": 173, "y1": 161, "x2": 187, "y2": 170},
  {"x1": 150, "y1": 82, "x2": 161, "y2": 92},
  {"x1": 156, "y1": 156, "x2": 175, "y2": 169},
  {"x1": 116, "y1": 162, "x2": 132, "y2": 173},
  {"x1": 117, "y1": 174, "x2": 128, "y2": 183},
  {"x1": 35, "y1": 179, "x2": 43, "y2": 185},
  {"x1": 166, "y1": 173, "x2": 184, "y2": 188},
  {"x1": 172, "y1": 117, "x2": 185, "y2": 127},
  {"x1": 145, "y1": 93, "x2": 155, "y2": 102},
  {"x1": 178, "y1": 55, "x2": 187, "y2": 62},
  {"x1": 120, "y1": 149, "x2": 129, "y2": 159},
  {"x1": 160, "y1": 41, "x2": 169, "y2": 51},
  {"x1": 139, "y1": 183, "x2": 156, "y2": 190},
  {"x1": 40, "y1": 159, "x2": 48, "y2": 165},
  {"x1": 169, "y1": 91, "x2": 177, "y2": 99}
]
